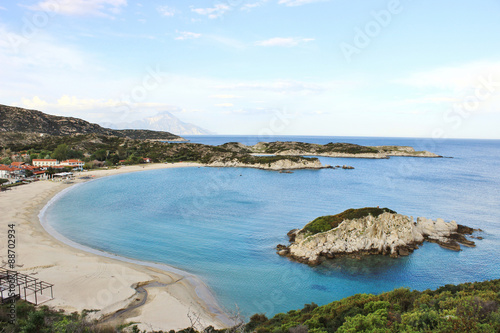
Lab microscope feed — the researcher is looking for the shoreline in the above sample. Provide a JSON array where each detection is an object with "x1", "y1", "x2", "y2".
[{"x1": 0, "y1": 162, "x2": 231, "y2": 331}]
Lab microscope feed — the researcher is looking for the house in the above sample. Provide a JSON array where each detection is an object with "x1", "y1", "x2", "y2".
[
  {"x1": 60, "y1": 159, "x2": 84, "y2": 170},
  {"x1": 32, "y1": 159, "x2": 59, "y2": 167},
  {"x1": 142, "y1": 158, "x2": 152, "y2": 163},
  {"x1": 11, "y1": 162, "x2": 26, "y2": 167},
  {"x1": 0, "y1": 165, "x2": 15, "y2": 178}
]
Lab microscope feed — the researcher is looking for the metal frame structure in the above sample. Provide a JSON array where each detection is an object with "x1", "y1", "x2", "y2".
[{"x1": 0, "y1": 268, "x2": 54, "y2": 305}]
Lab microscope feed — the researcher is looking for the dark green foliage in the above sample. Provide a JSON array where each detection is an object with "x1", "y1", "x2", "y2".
[
  {"x1": 302, "y1": 207, "x2": 397, "y2": 235},
  {"x1": 244, "y1": 279, "x2": 500, "y2": 333},
  {"x1": 2, "y1": 280, "x2": 500, "y2": 332},
  {"x1": 258, "y1": 142, "x2": 379, "y2": 155},
  {"x1": 0, "y1": 301, "x2": 116, "y2": 332}
]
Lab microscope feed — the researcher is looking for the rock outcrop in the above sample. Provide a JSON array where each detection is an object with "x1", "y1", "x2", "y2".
[
  {"x1": 207, "y1": 157, "x2": 328, "y2": 171},
  {"x1": 277, "y1": 211, "x2": 480, "y2": 265}
]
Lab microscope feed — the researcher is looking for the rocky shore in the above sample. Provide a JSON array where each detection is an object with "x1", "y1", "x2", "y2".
[
  {"x1": 207, "y1": 157, "x2": 329, "y2": 170},
  {"x1": 277, "y1": 209, "x2": 480, "y2": 265}
]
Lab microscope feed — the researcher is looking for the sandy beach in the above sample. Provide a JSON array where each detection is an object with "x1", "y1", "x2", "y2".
[{"x1": 0, "y1": 163, "x2": 230, "y2": 332}]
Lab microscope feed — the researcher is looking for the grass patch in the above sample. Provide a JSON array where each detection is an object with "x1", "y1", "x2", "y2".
[{"x1": 301, "y1": 207, "x2": 397, "y2": 235}]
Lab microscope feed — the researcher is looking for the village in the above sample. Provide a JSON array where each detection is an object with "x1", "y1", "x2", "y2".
[{"x1": 0, "y1": 151, "x2": 153, "y2": 187}]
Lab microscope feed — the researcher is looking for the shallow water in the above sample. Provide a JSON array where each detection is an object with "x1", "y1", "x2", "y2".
[{"x1": 43, "y1": 136, "x2": 500, "y2": 317}]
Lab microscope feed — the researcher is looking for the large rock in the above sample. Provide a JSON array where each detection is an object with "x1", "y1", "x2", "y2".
[{"x1": 279, "y1": 212, "x2": 479, "y2": 265}]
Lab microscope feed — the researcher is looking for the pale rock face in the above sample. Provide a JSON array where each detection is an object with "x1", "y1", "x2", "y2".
[
  {"x1": 207, "y1": 158, "x2": 325, "y2": 170},
  {"x1": 288, "y1": 213, "x2": 460, "y2": 263}
]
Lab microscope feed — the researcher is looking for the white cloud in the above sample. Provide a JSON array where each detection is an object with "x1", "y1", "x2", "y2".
[
  {"x1": 21, "y1": 95, "x2": 121, "y2": 110},
  {"x1": 241, "y1": 0, "x2": 269, "y2": 11},
  {"x1": 215, "y1": 103, "x2": 234, "y2": 107},
  {"x1": 27, "y1": 0, "x2": 127, "y2": 18},
  {"x1": 397, "y1": 61, "x2": 500, "y2": 91},
  {"x1": 158, "y1": 5, "x2": 175, "y2": 17},
  {"x1": 0, "y1": 6, "x2": 6, "y2": 11},
  {"x1": 191, "y1": 4, "x2": 230, "y2": 19},
  {"x1": 175, "y1": 31, "x2": 201, "y2": 40},
  {"x1": 278, "y1": 0, "x2": 328, "y2": 6},
  {"x1": 255, "y1": 37, "x2": 314, "y2": 47}
]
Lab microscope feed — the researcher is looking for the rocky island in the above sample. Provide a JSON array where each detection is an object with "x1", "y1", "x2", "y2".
[{"x1": 277, "y1": 207, "x2": 480, "y2": 265}]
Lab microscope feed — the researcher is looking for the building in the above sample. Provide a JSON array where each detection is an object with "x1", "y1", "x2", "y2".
[
  {"x1": 60, "y1": 159, "x2": 85, "y2": 169},
  {"x1": 32, "y1": 159, "x2": 59, "y2": 167},
  {"x1": 142, "y1": 157, "x2": 152, "y2": 163},
  {"x1": 0, "y1": 165, "x2": 15, "y2": 178}
]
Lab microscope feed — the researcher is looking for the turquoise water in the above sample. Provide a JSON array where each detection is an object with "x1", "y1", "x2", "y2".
[{"x1": 43, "y1": 137, "x2": 500, "y2": 318}]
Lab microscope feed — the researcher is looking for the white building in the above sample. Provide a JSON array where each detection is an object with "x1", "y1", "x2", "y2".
[
  {"x1": 60, "y1": 160, "x2": 85, "y2": 168},
  {"x1": 32, "y1": 159, "x2": 59, "y2": 167}
]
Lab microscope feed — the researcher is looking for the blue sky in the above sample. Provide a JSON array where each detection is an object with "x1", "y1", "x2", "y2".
[{"x1": 1, "y1": 0, "x2": 500, "y2": 138}]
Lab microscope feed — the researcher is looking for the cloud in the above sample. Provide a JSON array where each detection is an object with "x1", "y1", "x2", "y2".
[
  {"x1": 21, "y1": 95, "x2": 121, "y2": 110},
  {"x1": 278, "y1": 0, "x2": 328, "y2": 6},
  {"x1": 255, "y1": 37, "x2": 314, "y2": 47},
  {"x1": 191, "y1": 4, "x2": 230, "y2": 19},
  {"x1": 158, "y1": 5, "x2": 175, "y2": 17},
  {"x1": 0, "y1": 6, "x2": 6, "y2": 10},
  {"x1": 241, "y1": 0, "x2": 269, "y2": 11},
  {"x1": 175, "y1": 31, "x2": 201, "y2": 40},
  {"x1": 27, "y1": 0, "x2": 127, "y2": 18},
  {"x1": 397, "y1": 61, "x2": 500, "y2": 91},
  {"x1": 215, "y1": 103, "x2": 234, "y2": 107}
]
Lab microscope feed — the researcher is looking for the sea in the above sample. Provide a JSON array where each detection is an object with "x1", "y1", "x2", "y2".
[{"x1": 41, "y1": 136, "x2": 500, "y2": 318}]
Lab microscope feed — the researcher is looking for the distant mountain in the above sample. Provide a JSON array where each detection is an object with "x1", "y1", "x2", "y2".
[
  {"x1": 0, "y1": 104, "x2": 183, "y2": 141},
  {"x1": 101, "y1": 111, "x2": 215, "y2": 136}
]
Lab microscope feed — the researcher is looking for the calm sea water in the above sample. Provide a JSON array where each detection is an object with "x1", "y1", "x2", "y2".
[{"x1": 43, "y1": 136, "x2": 500, "y2": 318}]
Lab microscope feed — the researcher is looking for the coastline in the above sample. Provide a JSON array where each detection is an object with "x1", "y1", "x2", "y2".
[{"x1": 0, "y1": 162, "x2": 231, "y2": 331}]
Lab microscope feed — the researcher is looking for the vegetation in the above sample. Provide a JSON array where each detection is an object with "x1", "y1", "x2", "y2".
[
  {"x1": 243, "y1": 279, "x2": 500, "y2": 333},
  {"x1": 0, "y1": 301, "x2": 115, "y2": 332},
  {"x1": 2, "y1": 280, "x2": 499, "y2": 332},
  {"x1": 255, "y1": 142, "x2": 379, "y2": 155},
  {"x1": 0, "y1": 133, "x2": 321, "y2": 170},
  {"x1": 301, "y1": 208, "x2": 397, "y2": 236}
]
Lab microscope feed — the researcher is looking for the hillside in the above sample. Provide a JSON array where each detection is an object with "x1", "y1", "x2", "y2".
[
  {"x1": 2, "y1": 279, "x2": 498, "y2": 332},
  {"x1": 0, "y1": 104, "x2": 183, "y2": 141},
  {"x1": 243, "y1": 279, "x2": 500, "y2": 333}
]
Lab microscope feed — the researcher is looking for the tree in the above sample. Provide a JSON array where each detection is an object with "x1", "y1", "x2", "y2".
[
  {"x1": 1, "y1": 157, "x2": 12, "y2": 165},
  {"x1": 92, "y1": 149, "x2": 108, "y2": 161},
  {"x1": 0, "y1": 178, "x2": 9, "y2": 185},
  {"x1": 52, "y1": 144, "x2": 70, "y2": 161}
]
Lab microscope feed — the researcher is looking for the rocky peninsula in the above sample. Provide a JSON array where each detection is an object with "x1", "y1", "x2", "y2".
[
  {"x1": 277, "y1": 208, "x2": 479, "y2": 265},
  {"x1": 249, "y1": 142, "x2": 442, "y2": 159}
]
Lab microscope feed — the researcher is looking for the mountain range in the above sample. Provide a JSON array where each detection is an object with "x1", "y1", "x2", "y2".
[
  {"x1": 101, "y1": 111, "x2": 215, "y2": 136},
  {"x1": 0, "y1": 104, "x2": 183, "y2": 141}
]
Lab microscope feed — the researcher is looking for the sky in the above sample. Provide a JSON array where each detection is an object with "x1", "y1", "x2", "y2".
[{"x1": 1, "y1": 0, "x2": 500, "y2": 138}]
